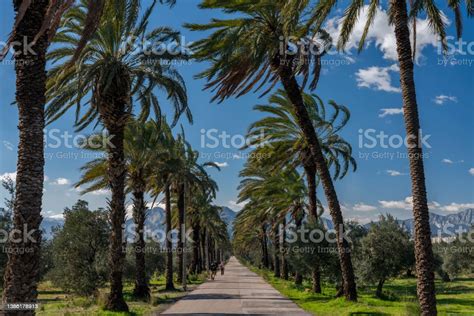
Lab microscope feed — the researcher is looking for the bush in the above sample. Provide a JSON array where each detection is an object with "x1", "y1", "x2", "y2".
[{"x1": 47, "y1": 200, "x2": 109, "y2": 296}]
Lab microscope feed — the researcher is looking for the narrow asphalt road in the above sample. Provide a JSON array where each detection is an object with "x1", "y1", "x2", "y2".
[{"x1": 160, "y1": 256, "x2": 311, "y2": 315}]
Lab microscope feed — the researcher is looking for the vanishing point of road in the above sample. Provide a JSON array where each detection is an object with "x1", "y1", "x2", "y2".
[{"x1": 160, "y1": 256, "x2": 310, "y2": 315}]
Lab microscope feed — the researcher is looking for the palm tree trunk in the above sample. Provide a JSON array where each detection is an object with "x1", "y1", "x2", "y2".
[
  {"x1": 312, "y1": 269, "x2": 322, "y2": 293},
  {"x1": 132, "y1": 189, "x2": 149, "y2": 300},
  {"x1": 281, "y1": 218, "x2": 288, "y2": 280},
  {"x1": 191, "y1": 221, "x2": 200, "y2": 274},
  {"x1": 165, "y1": 183, "x2": 175, "y2": 290},
  {"x1": 273, "y1": 223, "x2": 281, "y2": 278},
  {"x1": 295, "y1": 273, "x2": 303, "y2": 285},
  {"x1": 197, "y1": 234, "x2": 203, "y2": 273},
  {"x1": 2, "y1": 1, "x2": 48, "y2": 313},
  {"x1": 263, "y1": 227, "x2": 269, "y2": 269},
  {"x1": 303, "y1": 159, "x2": 318, "y2": 219},
  {"x1": 204, "y1": 228, "x2": 209, "y2": 272},
  {"x1": 294, "y1": 216, "x2": 304, "y2": 286},
  {"x1": 176, "y1": 183, "x2": 185, "y2": 284},
  {"x1": 303, "y1": 161, "x2": 322, "y2": 293},
  {"x1": 391, "y1": 0, "x2": 437, "y2": 314},
  {"x1": 104, "y1": 122, "x2": 128, "y2": 311},
  {"x1": 274, "y1": 60, "x2": 357, "y2": 301},
  {"x1": 99, "y1": 71, "x2": 131, "y2": 311}
]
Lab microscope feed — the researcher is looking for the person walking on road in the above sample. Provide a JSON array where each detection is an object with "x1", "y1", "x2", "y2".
[
  {"x1": 210, "y1": 261, "x2": 218, "y2": 280},
  {"x1": 219, "y1": 261, "x2": 225, "y2": 275}
]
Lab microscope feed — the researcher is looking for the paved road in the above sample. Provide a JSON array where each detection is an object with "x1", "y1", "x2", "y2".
[{"x1": 160, "y1": 257, "x2": 310, "y2": 315}]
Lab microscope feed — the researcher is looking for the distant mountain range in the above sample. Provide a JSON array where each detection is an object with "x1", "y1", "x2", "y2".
[
  {"x1": 40, "y1": 205, "x2": 238, "y2": 240},
  {"x1": 395, "y1": 209, "x2": 474, "y2": 237},
  {"x1": 40, "y1": 208, "x2": 473, "y2": 240},
  {"x1": 320, "y1": 209, "x2": 474, "y2": 237}
]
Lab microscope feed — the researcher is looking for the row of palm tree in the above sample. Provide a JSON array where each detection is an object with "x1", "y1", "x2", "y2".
[
  {"x1": 187, "y1": 0, "x2": 471, "y2": 313},
  {"x1": 1, "y1": 0, "x2": 471, "y2": 314},
  {"x1": 234, "y1": 90, "x2": 355, "y2": 294},
  {"x1": 75, "y1": 118, "x2": 228, "y2": 304}
]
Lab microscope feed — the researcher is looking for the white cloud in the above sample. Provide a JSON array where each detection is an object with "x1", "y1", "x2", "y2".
[
  {"x1": 433, "y1": 95, "x2": 457, "y2": 105},
  {"x1": 355, "y1": 64, "x2": 401, "y2": 93},
  {"x1": 0, "y1": 171, "x2": 16, "y2": 182},
  {"x1": 377, "y1": 196, "x2": 473, "y2": 213},
  {"x1": 442, "y1": 159, "x2": 464, "y2": 164},
  {"x1": 386, "y1": 170, "x2": 406, "y2": 176},
  {"x1": 469, "y1": 168, "x2": 474, "y2": 176},
  {"x1": 439, "y1": 203, "x2": 474, "y2": 212},
  {"x1": 91, "y1": 189, "x2": 109, "y2": 196},
  {"x1": 2, "y1": 141, "x2": 13, "y2": 151},
  {"x1": 325, "y1": 5, "x2": 443, "y2": 62},
  {"x1": 379, "y1": 196, "x2": 413, "y2": 210},
  {"x1": 228, "y1": 200, "x2": 246, "y2": 211},
  {"x1": 50, "y1": 177, "x2": 70, "y2": 185},
  {"x1": 379, "y1": 108, "x2": 403, "y2": 117},
  {"x1": 353, "y1": 203, "x2": 377, "y2": 212},
  {"x1": 213, "y1": 162, "x2": 229, "y2": 168},
  {"x1": 47, "y1": 213, "x2": 64, "y2": 220}
]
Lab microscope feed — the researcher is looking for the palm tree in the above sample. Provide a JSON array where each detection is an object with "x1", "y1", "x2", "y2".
[
  {"x1": 186, "y1": 0, "x2": 357, "y2": 300},
  {"x1": 245, "y1": 89, "x2": 356, "y2": 291},
  {"x1": 75, "y1": 120, "x2": 166, "y2": 300},
  {"x1": 0, "y1": 0, "x2": 126, "y2": 309},
  {"x1": 170, "y1": 136, "x2": 220, "y2": 284},
  {"x1": 0, "y1": 0, "x2": 50, "y2": 310},
  {"x1": 246, "y1": 89, "x2": 355, "y2": 218},
  {"x1": 46, "y1": 1, "x2": 191, "y2": 310},
  {"x1": 151, "y1": 122, "x2": 184, "y2": 291},
  {"x1": 311, "y1": 0, "x2": 472, "y2": 312},
  {"x1": 189, "y1": 201, "x2": 230, "y2": 274},
  {"x1": 237, "y1": 161, "x2": 307, "y2": 280}
]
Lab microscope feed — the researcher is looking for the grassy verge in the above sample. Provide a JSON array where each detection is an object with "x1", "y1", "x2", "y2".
[
  {"x1": 33, "y1": 273, "x2": 207, "y2": 315},
  {"x1": 246, "y1": 264, "x2": 474, "y2": 316}
]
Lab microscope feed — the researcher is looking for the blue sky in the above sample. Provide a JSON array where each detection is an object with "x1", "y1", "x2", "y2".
[{"x1": 0, "y1": 0, "x2": 473, "y2": 223}]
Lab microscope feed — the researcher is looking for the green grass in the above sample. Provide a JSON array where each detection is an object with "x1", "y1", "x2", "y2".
[
  {"x1": 34, "y1": 274, "x2": 207, "y2": 316},
  {"x1": 247, "y1": 265, "x2": 474, "y2": 316}
]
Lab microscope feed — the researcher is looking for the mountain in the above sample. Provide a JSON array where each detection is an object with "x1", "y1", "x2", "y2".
[
  {"x1": 41, "y1": 205, "x2": 238, "y2": 241},
  {"x1": 41, "y1": 217, "x2": 64, "y2": 239},
  {"x1": 124, "y1": 206, "x2": 237, "y2": 239},
  {"x1": 317, "y1": 209, "x2": 474, "y2": 238},
  {"x1": 220, "y1": 206, "x2": 237, "y2": 236},
  {"x1": 396, "y1": 209, "x2": 474, "y2": 237}
]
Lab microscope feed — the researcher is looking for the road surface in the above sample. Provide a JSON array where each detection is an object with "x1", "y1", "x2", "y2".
[{"x1": 160, "y1": 256, "x2": 310, "y2": 315}]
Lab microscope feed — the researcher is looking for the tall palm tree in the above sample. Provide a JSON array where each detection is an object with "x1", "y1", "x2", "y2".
[
  {"x1": 170, "y1": 136, "x2": 220, "y2": 283},
  {"x1": 149, "y1": 121, "x2": 183, "y2": 291},
  {"x1": 186, "y1": 0, "x2": 357, "y2": 300},
  {"x1": 74, "y1": 120, "x2": 165, "y2": 300},
  {"x1": 189, "y1": 201, "x2": 229, "y2": 274},
  {"x1": 246, "y1": 89, "x2": 355, "y2": 218},
  {"x1": 1, "y1": 0, "x2": 116, "y2": 309},
  {"x1": 246, "y1": 89, "x2": 355, "y2": 291},
  {"x1": 0, "y1": 1, "x2": 50, "y2": 311},
  {"x1": 237, "y1": 161, "x2": 307, "y2": 280},
  {"x1": 46, "y1": 1, "x2": 191, "y2": 310},
  {"x1": 311, "y1": 0, "x2": 472, "y2": 312}
]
